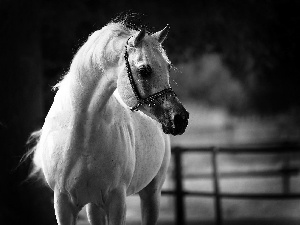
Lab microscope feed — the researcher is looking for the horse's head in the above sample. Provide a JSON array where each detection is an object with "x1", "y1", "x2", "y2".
[{"x1": 117, "y1": 26, "x2": 189, "y2": 135}]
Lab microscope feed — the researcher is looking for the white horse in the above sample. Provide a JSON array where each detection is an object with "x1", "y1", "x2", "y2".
[{"x1": 29, "y1": 21, "x2": 189, "y2": 225}]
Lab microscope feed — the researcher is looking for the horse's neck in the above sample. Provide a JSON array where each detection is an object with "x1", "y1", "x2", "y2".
[
  {"x1": 66, "y1": 68, "x2": 117, "y2": 120},
  {"x1": 46, "y1": 68, "x2": 119, "y2": 154},
  {"x1": 66, "y1": 39, "x2": 125, "y2": 116},
  {"x1": 49, "y1": 32, "x2": 127, "y2": 136}
]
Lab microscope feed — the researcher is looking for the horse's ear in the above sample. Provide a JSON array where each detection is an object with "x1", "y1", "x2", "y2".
[
  {"x1": 130, "y1": 29, "x2": 146, "y2": 47},
  {"x1": 152, "y1": 24, "x2": 170, "y2": 43}
]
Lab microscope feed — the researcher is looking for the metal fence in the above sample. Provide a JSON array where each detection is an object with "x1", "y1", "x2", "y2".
[{"x1": 162, "y1": 144, "x2": 300, "y2": 225}]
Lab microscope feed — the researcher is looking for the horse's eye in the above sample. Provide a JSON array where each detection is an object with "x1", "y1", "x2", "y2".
[{"x1": 138, "y1": 65, "x2": 152, "y2": 77}]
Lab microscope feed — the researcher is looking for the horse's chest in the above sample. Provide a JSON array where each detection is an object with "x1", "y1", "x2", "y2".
[{"x1": 127, "y1": 134, "x2": 166, "y2": 195}]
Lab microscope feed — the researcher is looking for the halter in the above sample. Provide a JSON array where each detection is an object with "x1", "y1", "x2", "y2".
[{"x1": 124, "y1": 38, "x2": 176, "y2": 111}]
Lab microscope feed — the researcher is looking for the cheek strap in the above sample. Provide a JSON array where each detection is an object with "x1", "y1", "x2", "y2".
[{"x1": 124, "y1": 38, "x2": 176, "y2": 111}]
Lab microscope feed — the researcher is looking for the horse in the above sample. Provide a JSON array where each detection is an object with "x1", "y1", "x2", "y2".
[{"x1": 29, "y1": 21, "x2": 189, "y2": 225}]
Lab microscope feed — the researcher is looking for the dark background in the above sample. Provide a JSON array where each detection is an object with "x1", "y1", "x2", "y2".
[{"x1": 0, "y1": 0, "x2": 299, "y2": 224}]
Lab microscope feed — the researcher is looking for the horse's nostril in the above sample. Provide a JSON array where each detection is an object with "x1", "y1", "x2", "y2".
[
  {"x1": 174, "y1": 114, "x2": 185, "y2": 128},
  {"x1": 172, "y1": 113, "x2": 189, "y2": 135}
]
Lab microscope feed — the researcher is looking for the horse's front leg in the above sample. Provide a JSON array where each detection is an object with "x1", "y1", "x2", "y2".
[
  {"x1": 86, "y1": 203, "x2": 107, "y2": 225},
  {"x1": 138, "y1": 140, "x2": 170, "y2": 225},
  {"x1": 54, "y1": 190, "x2": 81, "y2": 225},
  {"x1": 105, "y1": 188, "x2": 127, "y2": 225},
  {"x1": 138, "y1": 182, "x2": 162, "y2": 225}
]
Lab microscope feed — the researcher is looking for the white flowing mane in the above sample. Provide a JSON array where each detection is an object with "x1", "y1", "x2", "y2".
[
  {"x1": 52, "y1": 22, "x2": 171, "y2": 114},
  {"x1": 52, "y1": 23, "x2": 130, "y2": 108},
  {"x1": 58, "y1": 23, "x2": 130, "y2": 83}
]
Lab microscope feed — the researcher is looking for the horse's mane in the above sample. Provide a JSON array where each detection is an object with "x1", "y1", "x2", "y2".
[
  {"x1": 54, "y1": 22, "x2": 134, "y2": 90},
  {"x1": 54, "y1": 21, "x2": 170, "y2": 91}
]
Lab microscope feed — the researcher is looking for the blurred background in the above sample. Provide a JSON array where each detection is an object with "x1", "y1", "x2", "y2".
[{"x1": 1, "y1": 0, "x2": 300, "y2": 224}]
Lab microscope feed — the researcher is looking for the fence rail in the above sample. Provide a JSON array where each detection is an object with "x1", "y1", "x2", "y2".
[{"x1": 161, "y1": 144, "x2": 300, "y2": 225}]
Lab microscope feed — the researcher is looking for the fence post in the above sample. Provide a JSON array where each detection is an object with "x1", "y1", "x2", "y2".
[
  {"x1": 212, "y1": 147, "x2": 222, "y2": 225},
  {"x1": 174, "y1": 147, "x2": 185, "y2": 225}
]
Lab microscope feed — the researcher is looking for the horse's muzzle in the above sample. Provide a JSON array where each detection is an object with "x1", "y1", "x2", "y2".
[{"x1": 162, "y1": 110, "x2": 189, "y2": 136}]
